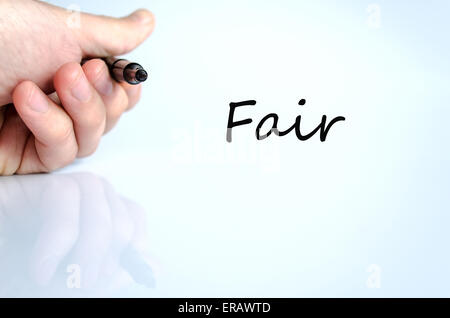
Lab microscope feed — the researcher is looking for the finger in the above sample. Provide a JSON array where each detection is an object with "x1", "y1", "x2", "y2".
[
  {"x1": 12, "y1": 81, "x2": 78, "y2": 173},
  {"x1": 73, "y1": 9, "x2": 155, "y2": 57},
  {"x1": 0, "y1": 107, "x2": 30, "y2": 176},
  {"x1": 120, "y1": 83, "x2": 142, "y2": 111},
  {"x1": 53, "y1": 62, "x2": 106, "y2": 157},
  {"x1": 82, "y1": 59, "x2": 129, "y2": 134}
]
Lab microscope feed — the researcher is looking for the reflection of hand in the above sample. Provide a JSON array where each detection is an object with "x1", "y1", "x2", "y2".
[
  {"x1": 0, "y1": 173, "x2": 155, "y2": 296},
  {"x1": 0, "y1": 0, "x2": 155, "y2": 175}
]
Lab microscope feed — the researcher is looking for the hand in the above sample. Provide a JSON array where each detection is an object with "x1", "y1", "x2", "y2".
[{"x1": 0, "y1": 0, "x2": 155, "y2": 175}]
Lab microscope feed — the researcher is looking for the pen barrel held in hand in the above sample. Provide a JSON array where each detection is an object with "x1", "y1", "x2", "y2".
[{"x1": 104, "y1": 57, "x2": 148, "y2": 85}]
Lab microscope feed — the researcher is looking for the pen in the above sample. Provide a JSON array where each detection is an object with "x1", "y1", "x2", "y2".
[
  {"x1": 103, "y1": 57, "x2": 148, "y2": 85},
  {"x1": 82, "y1": 57, "x2": 148, "y2": 85},
  {"x1": 80, "y1": 57, "x2": 148, "y2": 85}
]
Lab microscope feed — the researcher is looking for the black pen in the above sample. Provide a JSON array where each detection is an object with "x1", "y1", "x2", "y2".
[
  {"x1": 81, "y1": 57, "x2": 148, "y2": 85},
  {"x1": 103, "y1": 57, "x2": 148, "y2": 85}
]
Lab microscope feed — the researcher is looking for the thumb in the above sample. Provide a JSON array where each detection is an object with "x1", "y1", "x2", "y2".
[{"x1": 72, "y1": 9, "x2": 155, "y2": 57}]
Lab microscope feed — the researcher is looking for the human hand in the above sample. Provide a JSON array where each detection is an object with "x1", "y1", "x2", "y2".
[{"x1": 0, "y1": 0, "x2": 155, "y2": 175}]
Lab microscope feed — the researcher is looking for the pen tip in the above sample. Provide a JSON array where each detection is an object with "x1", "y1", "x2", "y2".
[{"x1": 136, "y1": 69, "x2": 148, "y2": 82}]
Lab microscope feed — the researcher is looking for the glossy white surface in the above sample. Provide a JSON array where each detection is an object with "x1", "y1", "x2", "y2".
[{"x1": 1, "y1": 0, "x2": 450, "y2": 297}]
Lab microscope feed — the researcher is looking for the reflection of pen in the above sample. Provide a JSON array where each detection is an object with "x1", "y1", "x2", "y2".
[
  {"x1": 120, "y1": 247, "x2": 155, "y2": 288},
  {"x1": 103, "y1": 57, "x2": 148, "y2": 85}
]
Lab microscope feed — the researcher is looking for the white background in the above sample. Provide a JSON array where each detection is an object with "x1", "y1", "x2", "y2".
[{"x1": 1, "y1": 0, "x2": 449, "y2": 297}]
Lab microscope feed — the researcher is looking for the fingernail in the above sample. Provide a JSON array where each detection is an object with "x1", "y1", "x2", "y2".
[
  {"x1": 28, "y1": 86, "x2": 49, "y2": 113},
  {"x1": 93, "y1": 69, "x2": 113, "y2": 96},
  {"x1": 71, "y1": 70, "x2": 92, "y2": 102}
]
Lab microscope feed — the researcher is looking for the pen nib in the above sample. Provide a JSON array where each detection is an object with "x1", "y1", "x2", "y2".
[{"x1": 136, "y1": 69, "x2": 148, "y2": 82}]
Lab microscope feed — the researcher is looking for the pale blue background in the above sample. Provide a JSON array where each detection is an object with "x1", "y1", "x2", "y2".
[{"x1": 1, "y1": 0, "x2": 449, "y2": 297}]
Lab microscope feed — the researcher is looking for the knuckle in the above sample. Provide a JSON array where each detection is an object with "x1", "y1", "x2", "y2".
[
  {"x1": 86, "y1": 59, "x2": 108, "y2": 82},
  {"x1": 45, "y1": 148, "x2": 77, "y2": 172},
  {"x1": 58, "y1": 149, "x2": 77, "y2": 170},
  {"x1": 77, "y1": 141, "x2": 100, "y2": 158}
]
